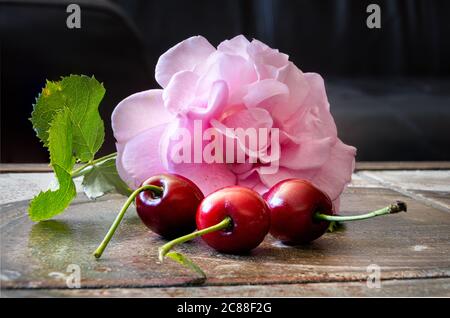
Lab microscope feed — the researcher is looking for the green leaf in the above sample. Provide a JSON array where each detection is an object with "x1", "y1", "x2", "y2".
[
  {"x1": 81, "y1": 156, "x2": 132, "y2": 199},
  {"x1": 28, "y1": 75, "x2": 129, "y2": 221},
  {"x1": 30, "y1": 81, "x2": 67, "y2": 147},
  {"x1": 29, "y1": 109, "x2": 77, "y2": 221},
  {"x1": 166, "y1": 251, "x2": 206, "y2": 283},
  {"x1": 31, "y1": 75, "x2": 105, "y2": 162}
]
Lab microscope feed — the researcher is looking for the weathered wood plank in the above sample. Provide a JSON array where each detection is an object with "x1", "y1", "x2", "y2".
[
  {"x1": 0, "y1": 172, "x2": 380, "y2": 207},
  {"x1": 348, "y1": 172, "x2": 382, "y2": 188},
  {"x1": 0, "y1": 173, "x2": 83, "y2": 205},
  {"x1": 3, "y1": 162, "x2": 450, "y2": 173},
  {"x1": 0, "y1": 163, "x2": 90, "y2": 173},
  {"x1": 356, "y1": 162, "x2": 450, "y2": 170},
  {"x1": 1, "y1": 188, "x2": 449, "y2": 291},
  {"x1": 412, "y1": 190, "x2": 450, "y2": 211},
  {"x1": 2, "y1": 170, "x2": 445, "y2": 206},
  {"x1": 362, "y1": 170, "x2": 450, "y2": 192},
  {"x1": 0, "y1": 164, "x2": 53, "y2": 173},
  {"x1": 361, "y1": 171, "x2": 450, "y2": 211},
  {"x1": 2, "y1": 278, "x2": 449, "y2": 297}
]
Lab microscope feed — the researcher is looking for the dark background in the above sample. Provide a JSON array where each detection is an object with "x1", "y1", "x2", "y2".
[{"x1": 1, "y1": 0, "x2": 449, "y2": 162}]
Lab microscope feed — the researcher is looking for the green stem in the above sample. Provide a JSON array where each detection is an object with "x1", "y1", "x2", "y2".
[
  {"x1": 314, "y1": 201, "x2": 407, "y2": 222},
  {"x1": 158, "y1": 217, "x2": 233, "y2": 262},
  {"x1": 93, "y1": 184, "x2": 163, "y2": 259},
  {"x1": 71, "y1": 152, "x2": 117, "y2": 178}
]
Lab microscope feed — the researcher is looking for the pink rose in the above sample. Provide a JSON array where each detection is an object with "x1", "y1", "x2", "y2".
[{"x1": 112, "y1": 35, "x2": 356, "y2": 210}]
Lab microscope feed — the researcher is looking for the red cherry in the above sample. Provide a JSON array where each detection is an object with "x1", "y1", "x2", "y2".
[
  {"x1": 196, "y1": 186, "x2": 271, "y2": 254},
  {"x1": 136, "y1": 174, "x2": 204, "y2": 238},
  {"x1": 158, "y1": 186, "x2": 271, "y2": 267},
  {"x1": 158, "y1": 181, "x2": 405, "y2": 277},
  {"x1": 94, "y1": 173, "x2": 203, "y2": 258},
  {"x1": 265, "y1": 179, "x2": 408, "y2": 245},
  {"x1": 157, "y1": 186, "x2": 270, "y2": 279},
  {"x1": 265, "y1": 179, "x2": 333, "y2": 244}
]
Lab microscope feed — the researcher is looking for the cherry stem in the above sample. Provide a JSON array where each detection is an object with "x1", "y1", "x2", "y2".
[
  {"x1": 158, "y1": 216, "x2": 233, "y2": 262},
  {"x1": 93, "y1": 184, "x2": 163, "y2": 259},
  {"x1": 71, "y1": 152, "x2": 117, "y2": 178},
  {"x1": 314, "y1": 201, "x2": 407, "y2": 222}
]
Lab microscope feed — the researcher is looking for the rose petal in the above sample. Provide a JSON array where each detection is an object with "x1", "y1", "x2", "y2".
[
  {"x1": 229, "y1": 162, "x2": 253, "y2": 174},
  {"x1": 303, "y1": 73, "x2": 331, "y2": 111},
  {"x1": 243, "y1": 79, "x2": 289, "y2": 108},
  {"x1": 254, "y1": 182, "x2": 270, "y2": 194},
  {"x1": 170, "y1": 162, "x2": 236, "y2": 195},
  {"x1": 217, "y1": 35, "x2": 250, "y2": 58},
  {"x1": 112, "y1": 89, "x2": 173, "y2": 144},
  {"x1": 236, "y1": 169, "x2": 269, "y2": 194},
  {"x1": 118, "y1": 124, "x2": 169, "y2": 189},
  {"x1": 163, "y1": 71, "x2": 199, "y2": 115},
  {"x1": 115, "y1": 142, "x2": 127, "y2": 184},
  {"x1": 196, "y1": 53, "x2": 257, "y2": 97},
  {"x1": 257, "y1": 166, "x2": 316, "y2": 189},
  {"x1": 311, "y1": 139, "x2": 356, "y2": 200},
  {"x1": 281, "y1": 72, "x2": 337, "y2": 142},
  {"x1": 212, "y1": 108, "x2": 273, "y2": 159},
  {"x1": 222, "y1": 107, "x2": 273, "y2": 130},
  {"x1": 155, "y1": 36, "x2": 215, "y2": 88},
  {"x1": 247, "y1": 39, "x2": 270, "y2": 56},
  {"x1": 279, "y1": 137, "x2": 334, "y2": 170},
  {"x1": 188, "y1": 80, "x2": 229, "y2": 120},
  {"x1": 248, "y1": 39, "x2": 289, "y2": 79},
  {"x1": 260, "y1": 49, "x2": 289, "y2": 69},
  {"x1": 332, "y1": 196, "x2": 341, "y2": 214},
  {"x1": 275, "y1": 62, "x2": 309, "y2": 120}
]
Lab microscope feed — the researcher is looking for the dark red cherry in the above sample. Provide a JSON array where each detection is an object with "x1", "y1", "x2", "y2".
[
  {"x1": 136, "y1": 174, "x2": 204, "y2": 238},
  {"x1": 264, "y1": 179, "x2": 333, "y2": 244},
  {"x1": 94, "y1": 173, "x2": 203, "y2": 258},
  {"x1": 196, "y1": 186, "x2": 271, "y2": 254},
  {"x1": 264, "y1": 179, "x2": 407, "y2": 245}
]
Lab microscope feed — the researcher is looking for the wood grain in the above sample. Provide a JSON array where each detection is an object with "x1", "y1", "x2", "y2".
[
  {"x1": 1, "y1": 165, "x2": 449, "y2": 297},
  {"x1": 2, "y1": 278, "x2": 449, "y2": 297},
  {"x1": 1, "y1": 188, "x2": 449, "y2": 295},
  {"x1": 3, "y1": 162, "x2": 450, "y2": 173}
]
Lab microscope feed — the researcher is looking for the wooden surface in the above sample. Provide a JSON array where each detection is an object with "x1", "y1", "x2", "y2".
[
  {"x1": 2, "y1": 161, "x2": 450, "y2": 173},
  {"x1": 1, "y1": 164, "x2": 449, "y2": 297}
]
